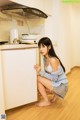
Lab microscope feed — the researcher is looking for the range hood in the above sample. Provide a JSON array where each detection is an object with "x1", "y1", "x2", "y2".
[
  {"x1": 0, "y1": 0, "x2": 12, "y2": 6},
  {"x1": 0, "y1": 2, "x2": 48, "y2": 18}
]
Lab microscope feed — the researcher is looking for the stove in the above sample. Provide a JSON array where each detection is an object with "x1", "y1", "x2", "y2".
[{"x1": 21, "y1": 39, "x2": 37, "y2": 44}]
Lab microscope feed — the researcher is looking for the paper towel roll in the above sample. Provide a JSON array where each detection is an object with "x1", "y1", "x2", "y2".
[{"x1": 10, "y1": 29, "x2": 18, "y2": 44}]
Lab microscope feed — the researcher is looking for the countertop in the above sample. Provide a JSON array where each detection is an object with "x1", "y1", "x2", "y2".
[{"x1": 0, "y1": 44, "x2": 38, "y2": 50}]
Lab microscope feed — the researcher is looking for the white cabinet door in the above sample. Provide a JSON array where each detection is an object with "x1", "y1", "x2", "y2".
[
  {"x1": 2, "y1": 49, "x2": 37, "y2": 110},
  {"x1": 0, "y1": 51, "x2": 5, "y2": 114}
]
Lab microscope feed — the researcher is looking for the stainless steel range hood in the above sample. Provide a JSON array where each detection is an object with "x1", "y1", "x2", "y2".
[
  {"x1": 0, "y1": 2, "x2": 48, "y2": 18},
  {"x1": 0, "y1": 0, "x2": 12, "y2": 6}
]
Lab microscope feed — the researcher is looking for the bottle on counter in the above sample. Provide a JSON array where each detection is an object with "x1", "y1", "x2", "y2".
[{"x1": 9, "y1": 29, "x2": 19, "y2": 44}]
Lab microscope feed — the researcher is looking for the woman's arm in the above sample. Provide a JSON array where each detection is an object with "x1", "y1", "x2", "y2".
[
  {"x1": 39, "y1": 70, "x2": 59, "y2": 81},
  {"x1": 38, "y1": 58, "x2": 61, "y2": 81},
  {"x1": 34, "y1": 58, "x2": 62, "y2": 81}
]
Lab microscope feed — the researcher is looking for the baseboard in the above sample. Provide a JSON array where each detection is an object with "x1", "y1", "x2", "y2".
[
  {"x1": 66, "y1": 66, "x2": 80, "y2": 75},
  {"x1": 72, "y1": 66, "x2": 80, "y2": 68}
]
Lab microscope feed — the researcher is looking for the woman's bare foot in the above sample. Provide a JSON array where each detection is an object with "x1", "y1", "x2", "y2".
[
  {"x1": 50, "y1": 94, "x2": 57, "y2": 103},
  {"x1": 36, "y1": 101, "x2": 51, "y2": 107}
]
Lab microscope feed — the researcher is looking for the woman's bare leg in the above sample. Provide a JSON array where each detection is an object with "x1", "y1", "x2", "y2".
[
  {"x1": 45, "y1": 88, "x2": 57, "y2": 102},
  {"x1": 37, "y1": 76, "x2": 53, "y2": 90},
  {"x1": 50, "y1": 94, "x2": 58, "y2": 103},
  {"x1": 36, "y1": 76, "x2": 54, "y2": 106},
  {"x1": 36, "y1": 82, "x2": 51, "y2": 106}
]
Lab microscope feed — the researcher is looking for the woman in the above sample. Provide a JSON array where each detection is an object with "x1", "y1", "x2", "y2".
[{"x1": 34, "y1": 37, "x2": 68, "y2": 107}]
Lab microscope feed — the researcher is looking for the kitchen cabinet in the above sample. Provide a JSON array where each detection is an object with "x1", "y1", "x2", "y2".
[
  {"x1": 1, "y1": 48, "x2": 37, "y2": 110},
  {"x1": 0, "y1": 51, "x2": 5, "y2": 114}
]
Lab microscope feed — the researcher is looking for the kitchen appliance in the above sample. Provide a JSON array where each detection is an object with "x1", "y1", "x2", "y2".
[
  {"x1": 21, "y1": 34, "x2": 39, "y2": 44},
  {"x1": 21, "y1": 39, "x2": 37, "y2": 44},
  {"x1": 21, "y1": 34, "x2": 38, "y2": 40},
  {"x1": 0, "y1": 2, "x2": 48, "y2": 18},
  {"x1": 0, "y1": 0, "x2": 12, "y2": 7}
]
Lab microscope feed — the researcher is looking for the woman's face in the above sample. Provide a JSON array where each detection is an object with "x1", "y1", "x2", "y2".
[{"x1": 39, "y1": 44, "x2": 49, "y2": 56}]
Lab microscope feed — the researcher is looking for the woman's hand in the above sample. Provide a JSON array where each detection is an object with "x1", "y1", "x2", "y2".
[{"x1": 34, "y1": 64, "x2": 41, "y2": 75}]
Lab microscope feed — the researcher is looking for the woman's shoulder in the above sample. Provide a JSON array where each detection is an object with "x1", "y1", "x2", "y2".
[
  {"x1": 50, "y1": 57, "x2": 60, "y2": 71},
  {"x1": 50, "y1": 57, "x2": 59, "y2": 64}
]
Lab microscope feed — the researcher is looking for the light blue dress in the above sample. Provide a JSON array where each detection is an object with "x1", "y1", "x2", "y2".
[{"x1": 39, "y1": 58, "x2": 68, "y2": 98}]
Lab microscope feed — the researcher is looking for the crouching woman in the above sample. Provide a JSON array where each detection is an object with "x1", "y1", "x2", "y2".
[{"x1": 34, "y1": 37, "x2": 68, "y2": 107}]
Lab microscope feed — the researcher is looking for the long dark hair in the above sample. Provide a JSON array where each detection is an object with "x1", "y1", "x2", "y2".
[{"x1": 38, "y1": 37, "x2": 65, "y2": 72}]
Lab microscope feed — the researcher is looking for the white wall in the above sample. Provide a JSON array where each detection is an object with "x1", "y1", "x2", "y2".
[
  {"x1": 0, "y1": 14, "x2": 45, "y2": 41},
  {"x1": 57, "y1": 1, "x2": 74, "y2": 73},
  {"x1": 45, "y1": 0, "x2": 80, "y2": 73},
  {"x1": 59, "y1": 1, "x2": 80, "y2": 70},
  {"x1": 69, "y1": 4, "x2": 80, "y2": 66}
]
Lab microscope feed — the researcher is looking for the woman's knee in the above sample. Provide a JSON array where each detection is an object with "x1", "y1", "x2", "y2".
[{"x1": 37, "y1": 75, "x2": 42, "y2": 82}]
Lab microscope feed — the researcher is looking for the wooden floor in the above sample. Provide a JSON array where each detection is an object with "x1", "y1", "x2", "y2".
[{"x1": 6, "y1": 67, "x2": 80, "y2": 120}]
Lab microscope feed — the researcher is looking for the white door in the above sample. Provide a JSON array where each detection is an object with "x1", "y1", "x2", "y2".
[{"x1": 2, "y1": 49, "x2": 37, "y2": 110}]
